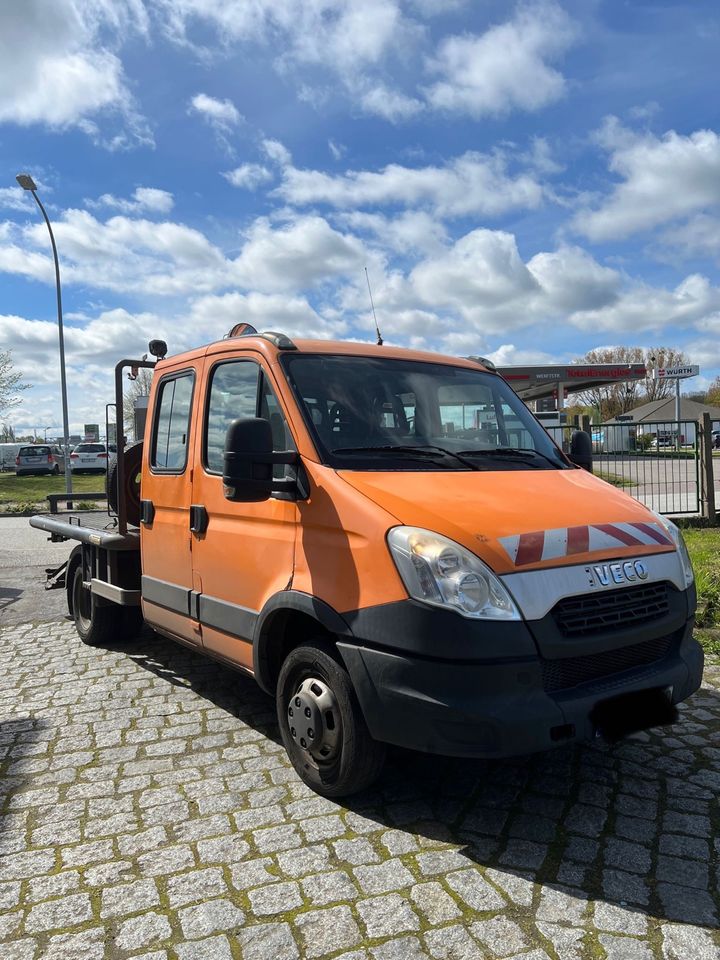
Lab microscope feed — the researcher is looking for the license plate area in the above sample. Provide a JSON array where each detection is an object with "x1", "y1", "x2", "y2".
[{"x1": 591, "y1": 686, "x2": 677, "y2": 743}]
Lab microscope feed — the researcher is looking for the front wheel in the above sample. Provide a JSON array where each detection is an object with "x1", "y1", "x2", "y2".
[{"x1": 276, "y1": 639, "x2": 385, "y2": 797}]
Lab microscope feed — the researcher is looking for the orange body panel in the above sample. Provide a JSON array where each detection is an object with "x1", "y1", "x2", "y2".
[{"x1": 338, "y1": 465, "x2": 673, "y2": 574}]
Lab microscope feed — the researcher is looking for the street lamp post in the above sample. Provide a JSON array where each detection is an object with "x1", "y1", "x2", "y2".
[{"x1": 16, "y1": 174, "x2": 73, "y2": 500}]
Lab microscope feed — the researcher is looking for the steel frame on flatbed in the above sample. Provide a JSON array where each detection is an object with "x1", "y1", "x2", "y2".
[{"x1": 28, "y1": 355, "x2": 156, "y2": 606}]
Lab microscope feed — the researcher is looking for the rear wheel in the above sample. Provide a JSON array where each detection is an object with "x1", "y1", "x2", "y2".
[
  {"x1": 71, "y1": 565, "x2": 141, "y2": 647},
  {"x1": 276, "y1": 639, "x2": 385, "y2": 797},
  {"x1": 52, "y1": 464, "x2": 60, "y2": 475}
]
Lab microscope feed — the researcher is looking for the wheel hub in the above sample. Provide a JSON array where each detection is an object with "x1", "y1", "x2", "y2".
[{"x1": 287, "y1": 677, "x2": 340, "y2": 761}]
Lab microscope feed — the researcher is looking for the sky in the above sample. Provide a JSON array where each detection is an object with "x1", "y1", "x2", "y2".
[{"x1": 0, "y1": 0, "x2": 719, "y2": 436}]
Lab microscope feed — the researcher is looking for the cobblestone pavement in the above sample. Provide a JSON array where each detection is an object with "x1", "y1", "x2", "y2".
[{"x1": 1, "y1": 620, "x2": 719, "y2": 960}]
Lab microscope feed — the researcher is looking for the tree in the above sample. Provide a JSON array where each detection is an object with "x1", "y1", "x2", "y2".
[
  {"x1": 123, "y1": 366, "x2": 153, "y2": 436},
  {"x1": 572, "y1": 346, "x2": 689, "y2": 421},
  {"x1": 0, "y1": 350, "x2": 29, "y2": 419},
  {"x1": 707, "y1": 376, "x2": 720, "y2": 407}
]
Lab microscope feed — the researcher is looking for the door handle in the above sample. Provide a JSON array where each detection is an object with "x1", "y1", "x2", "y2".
[
  {"x1": 189, "y1": 504, "x2": 209, "y2": 534},
  {"x1": 140, "y1": 499, "x2": 155, "y2": 525}
]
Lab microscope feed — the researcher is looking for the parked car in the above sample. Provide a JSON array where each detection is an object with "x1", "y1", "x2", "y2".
[
  {"x1": 69, "y1": 442, "x2": 109, "y2": 473},
  {"x1": 15, "y1": 444, "x2": 65, "y2": 476},
  {"x1": 712, "y1": 430, "x2": 720, "y2": 450}
]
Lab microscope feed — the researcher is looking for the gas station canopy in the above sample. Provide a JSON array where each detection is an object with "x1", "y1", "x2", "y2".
[{"x1": 492, "y1": 363, "x2": 702, "y2": 403}]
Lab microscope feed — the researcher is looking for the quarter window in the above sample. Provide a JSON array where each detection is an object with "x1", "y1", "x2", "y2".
[{"x1": 152, "y1": 373, "x2": 194, "y2": 471}]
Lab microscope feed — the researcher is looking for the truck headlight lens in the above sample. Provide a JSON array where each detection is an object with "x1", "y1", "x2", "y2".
[
  {"x1": 649, "y1": 510, "x2": 694, "y2": 588},
  {"x1": 387, "y1": 526, "x2": 520, "y2": 620}
]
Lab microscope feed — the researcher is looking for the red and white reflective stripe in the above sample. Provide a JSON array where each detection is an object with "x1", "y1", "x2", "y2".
[{"x1": 499, "y1": 521, "x2": 672, "y2": 566}]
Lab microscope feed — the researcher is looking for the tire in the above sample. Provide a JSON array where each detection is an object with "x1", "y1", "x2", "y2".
[
  {"x1": 71, "y1": 565, "x2": 139, "y2": 647},
  {"x1": 107, "y1": 442, "x2": 143, "y2": 527},
  {"x1": 276, "y1": 639, "x2": 385, "y2": 797},
  {"x1": 52, "y1": 464, "x2": 60, "y2": 475}
]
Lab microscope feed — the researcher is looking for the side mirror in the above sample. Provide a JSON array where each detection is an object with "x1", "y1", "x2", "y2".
[
  {"x1": 223, "y1": 417, "x2": 300, "y2": 502},
  {"x1": 569, "y1": 430, "x2": 593, "y2": 472}
]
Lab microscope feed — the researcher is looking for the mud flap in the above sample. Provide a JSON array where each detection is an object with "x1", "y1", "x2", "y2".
[{"x1": 591, "y1": 686, "x2": 678, "y2": 744}]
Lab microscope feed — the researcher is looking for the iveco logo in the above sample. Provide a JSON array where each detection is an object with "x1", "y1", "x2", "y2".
[{"x1": 585, "y1": 559, "x2": 650, "y2": 588}]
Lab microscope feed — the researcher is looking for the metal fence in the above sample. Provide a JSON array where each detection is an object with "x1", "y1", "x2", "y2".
[{"x1": 545, "y1": 420, "x2": 702, "y2": 516}]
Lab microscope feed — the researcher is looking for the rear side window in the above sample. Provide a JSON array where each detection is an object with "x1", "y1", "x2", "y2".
[
  {"x1": 76, "y1": 443, "x2": 105, "y2": 453},
  {"x1": 152, "y1": 373, "x2": 194, "y2": 471}
]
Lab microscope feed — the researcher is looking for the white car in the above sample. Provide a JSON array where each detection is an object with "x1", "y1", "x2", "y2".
[{"x1": 70, "y1": 442, "x2": 110, "y2": 473}]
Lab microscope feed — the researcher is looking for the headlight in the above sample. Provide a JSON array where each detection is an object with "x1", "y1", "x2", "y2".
[
  {"x1": 649, "y1": 510, "x2": 694, "y2": 588},
  {"x1": 387, "y1": 526, "x2": 521, "y2": 620}
]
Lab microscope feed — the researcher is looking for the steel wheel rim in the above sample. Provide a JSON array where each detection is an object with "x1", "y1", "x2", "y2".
[{"x1": 286, "y1": 675, "x2": 341, "y2": 763}]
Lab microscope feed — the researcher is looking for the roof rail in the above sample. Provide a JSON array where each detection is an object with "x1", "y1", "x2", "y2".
[{"x1": 225, "y1": 323, "x2": 297, "y2": 350}]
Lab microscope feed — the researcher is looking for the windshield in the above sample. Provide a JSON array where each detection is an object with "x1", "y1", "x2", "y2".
[{"x1": 281, "y1": 355, "x2": 569, "y2": 471}]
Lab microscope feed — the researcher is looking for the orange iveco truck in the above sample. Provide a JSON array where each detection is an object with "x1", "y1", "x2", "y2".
[{"x1": 30, "y1": 326, "x2": 702, "y2": 796}]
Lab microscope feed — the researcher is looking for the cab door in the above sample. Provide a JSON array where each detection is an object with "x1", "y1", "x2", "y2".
[
  {"x1": 141, "y1": 365, "x2": 200, "y2": 645},
  {"x1": 190, "y1": 354, "x2": 297, "y2": 670}
]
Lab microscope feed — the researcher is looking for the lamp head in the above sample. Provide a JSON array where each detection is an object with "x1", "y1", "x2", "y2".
[{"x1": 16, "y1": 173, "x2": 37, "y2": 191}]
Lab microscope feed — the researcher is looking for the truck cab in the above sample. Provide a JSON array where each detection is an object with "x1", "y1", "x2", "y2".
[{"x1": 31, "y1": 329, "x2": 702, "y2": 796}]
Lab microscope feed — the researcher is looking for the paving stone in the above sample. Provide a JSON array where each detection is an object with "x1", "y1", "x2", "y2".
[
  {"x1": 535, "y1": 923, "x2": 585, "y2": 960},
  {"x1": 42, "y1": 928, "x2": 105, "y2": 960},
  {"x1": 115, "y1": 912, "x2": 172, "y2": 952},
  {"x1": 357, "y1": 893, "x2": 421, "y2": 938},
  {"x1": 25, "y1": 891, "x2": 93, "y2": 932},
  {"x1": 370, "y1": 937, "x2": 426, "y2": 960},
  {"x1": 295, "y1": 905, "x2": 362, "y2": 958},
  {"x1": 1, "y1": 940, "x2": 38, "y2": 960},
  {"x1": 334, "y1": 838, "x2": 380, "y2": 865},
  {"x1": 602, "y1": 869, "x2": 650, "y2": 906},
  {"x1": 354, "y1": 859, "x2": 415, "y2": 894},
  {"x1": 277, "y1": 844, "x2": 331, "y2": 877},
  {"x1": 498, "y1": 839, "x2": 548, "y2": 869},
  {"x1": 656, "y1": 882, "x2": 718, "y2": 926},
  {"x1": 425, "y1": 924, "x2": 485, "y2": 959},
  {"x1": 137, "y1": 844, "x2": 195, "y2": 877},
  {"x1": 236, "y1": 921, "x2": 299, "y2": 960},
  {"x1": 248, "y1": 880, "x2": 302, "y2": 916},
  {"x1": 302, "y1": 870, "x2": 359, "y2": 905},
  {"x1": 593, "y1": 901, "x2": 648, "y2": 935},
  {"x1": 175, "y1": 935, "x2": 234, "y2": 959},
  {"x1": 253, "y1": 823, "x2": 302, "y2": 853},
  {"x1": 656, "y1": 854, "x2": 709, "y2": 889},
  {"x1": 484, "y1": 867, "x2": 534, "y2": 906},
  {"x1": 471, "y1": 916, "x2": 530, "y2": 956},
  {"x1": 446, "y1": 868, "x2": 507, "y2": 911},
  {"x1": 415, "y1": 850, "x2": 470, "y2": 876},
  {"x1": 410, "y1": 881, "x2": 462, "y2": 924},
  {"x1": 603, "y1": 837, "x2": 652, "y2": 874},
  {"x1": 166, "y1": 867, "x2": 228, "y2": 907},
  {"x1": 99, "y1": 879, "x2": 161, "y2": 920},
  {"x1": 661, "y1": 923, "x2": 720, "y2": 960},
  {"x1": 599, "y1": 935, "x2": 654, "y2": 960},
  {"x1": 658, "y1": 834, "x2": 709, "y2": 861}
]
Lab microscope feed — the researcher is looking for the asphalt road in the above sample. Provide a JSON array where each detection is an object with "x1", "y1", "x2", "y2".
[{"x1": 0, "y1": 517, "x2": 74, "y2": 626}]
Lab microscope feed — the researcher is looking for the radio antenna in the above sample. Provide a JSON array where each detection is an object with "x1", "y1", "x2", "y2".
[{"x1": 365, "y1": 267, "x2": 383, "y2": 346}]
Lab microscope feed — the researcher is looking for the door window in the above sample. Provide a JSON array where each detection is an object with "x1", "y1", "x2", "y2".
[
  {"x1": 151, "y1": 373, "x2": 194, "y2": 472},
  {"x1": 205, "y1": 361, "x2": 260, "y2": 473}
]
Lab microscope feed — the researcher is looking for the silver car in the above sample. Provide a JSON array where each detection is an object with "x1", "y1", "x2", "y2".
[
  {"x1": 15, "y1": 444, "x2": 65, "y2": 476},
  {"x1": 69, "y1": 442, "x2": 109, "y2": 473}
]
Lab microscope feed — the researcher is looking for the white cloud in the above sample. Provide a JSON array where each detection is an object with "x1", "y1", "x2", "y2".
[
  {"x1": 340, "y1": 210, "x2": 449, "y2": 256},
  {"x1": 573, "y1": 120, "x2": 720, "y2": 241},
  {"x1": 0, "y1": 187, "x2": 32, "y2": 213},
  {"x1": 424, "y1": 1, "x2": 577, "y2": 117},
  {"x1": 262, "y1": 139, "x2": 292, "y2": 167},
  {"x1": 527, "y1": 246, "x2": 620, "y2": 312},
  {"x1": 188, "y1": 292, "x2": 347, "y2": 341},
  {"x1": 0, "y1": 0, "x2": 149, "y2": 143},
  {"x1": 232, "y1": 216, "x2": 371, "y2": 293},
  {"x1": 358, "y1": 84, "x2": 424, "y2": 121},
  {"x1": 188, "y1": 92, "x2": 242, "y2": 131},
  {"x1": 89, "y1": 187, "x2": 175, "y2": 215},
  {"x1": 223, "y1": 165, "x2": 274, "y2": 190},
  {"x1": 275, "y1": 151, "x2": 545, "y2": 218},
  {"x1": 663, "y1": 214, "x2": 720, "y2": 262},
  {"x1": 328, "y1": 140, "x2": 345, "y2": 161}
]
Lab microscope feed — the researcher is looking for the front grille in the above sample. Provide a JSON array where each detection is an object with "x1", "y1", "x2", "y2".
[
  {"x1": 540, "y1": 634, "x2": 675, "y2": 693},
  {"x1": 552, "y1": 582, "x2": 671, "y2": 639}
]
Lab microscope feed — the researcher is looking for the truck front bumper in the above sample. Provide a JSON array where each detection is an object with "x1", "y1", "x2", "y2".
[{"x1": 337, "y1": 620, "x2": 703, "y2": 759}]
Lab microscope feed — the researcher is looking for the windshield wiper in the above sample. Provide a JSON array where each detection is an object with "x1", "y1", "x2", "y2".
[
  {"x1": 455, "y1": 447, "x2": 562, "y2": 469},
  {"x1": 331, "y1": 444, "x2": 479, "y2": 470}
]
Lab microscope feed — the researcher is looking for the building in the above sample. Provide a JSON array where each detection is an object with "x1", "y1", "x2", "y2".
[{"x1": 603, "y1": 397, "x2": 720, "y2": 450}]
